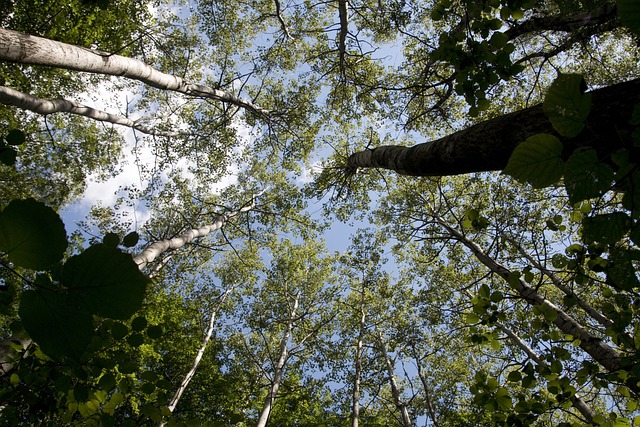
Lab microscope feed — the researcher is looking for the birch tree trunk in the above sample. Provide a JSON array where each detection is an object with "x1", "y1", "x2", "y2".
[
  {"x1": 351, "y1": 283, "x2": 366, "y2": 427},
  {"x1": 432, "y1": 214, "x2": 630, "y2": 378},
  {"x1": 495, "y1": 321, "x2": 596, "y2": 423},
  {"x1": 409, "y1": 344, "x2": 440, "y2": 427},
  {"x1": 159, "y1": 287, "x2": 233, "y2": 427},
  {"x1": 345, "y1": 78, "x2": 640, "y2": 177},
  {"x1": 0, "y1": 28, "x2": 270, "y2": 116},
  {"x1": 376, "y1": 331, "x2": 412, "y2": 427},
  {"x1": 133, "y1": 193, "x2": 261, "y2": 270},
  {"x1": 255, "y1": 292, "x2": 300, "y2": 427},
  {"x1": 0, "y1": 86, "x2": 186, "y2": 137}
]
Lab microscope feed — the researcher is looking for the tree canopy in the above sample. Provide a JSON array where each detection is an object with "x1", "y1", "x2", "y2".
[{"x1": 1, "y1": 0, "x2": 640, "y2": 425}]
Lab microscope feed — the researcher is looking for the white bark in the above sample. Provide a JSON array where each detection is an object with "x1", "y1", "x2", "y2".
[
  {"x1": 0, "y1": 28, "x2": 270, "y2": 116},
  {"x1": 133, "y1": 193, "x2": 262, "y2": 270},
  {"x1": 432, "y1": 215, "x2": 626, "y2": 375},
  {"x1": 496, "y1": 321, "x2": 596, "y2": 423},
  {"x1": 0, "y1": 86, "x2": 186, "y2": 137},
  {"x1": 352, "y1": 284, "x2": 366, "y2": 427},
  {"x1": 159, "y1": 288, "x2": 233, "y2": 426},
  {"x1": 256, "y1": 292, "x2": 300, "y2": 427},
  {"x1": 410, "y1": 344, "x2": 440, "y2": 427},
  {"x1": 377, "y1": 331, "x2": 412, "y2": 427}
]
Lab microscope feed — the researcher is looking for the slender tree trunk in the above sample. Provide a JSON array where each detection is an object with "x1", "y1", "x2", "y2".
[
  {"x1": 495, "y1": 321, "x2": 596, "y2": 423},
  {"x1": 352, "y1": 283, "x2": 366, "y2": 427},
  {"x1": 409, "y1": 344, "x2": 440, "y2": 427},
  {"x1": 503, "y1": 234, "x2": 622, "y2": 334},
  {"x1": 346, "y1": 78, "x2": 640, "y2": 176},
  {"x1": 0, "y1": 86, "x2": 187, "y2": 137},
  {"x1": 256, "y1": 292, "x2": 300, "y2": 427},
  {"x1": 159, "y1": 287, "x2": 233, "y2": 427},
  {"x1": 432, "y1": 214, "x2": 631, "y2": 378},
  {"x1": 133, "y1": 193, "x2": 261, "y2": 270},
  {"x1": 0, "y1": 28, "x2": 270, "y2": 116},
  {"x1": 377, "y1": 331, "x2": 412, "y2": 427}
]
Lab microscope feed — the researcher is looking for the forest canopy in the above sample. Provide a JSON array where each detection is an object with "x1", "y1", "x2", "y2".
[{"x1": 0, "y1": 0, "x2": 639, "y2": 426}]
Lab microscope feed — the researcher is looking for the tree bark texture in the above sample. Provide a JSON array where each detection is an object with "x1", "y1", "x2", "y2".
[
  {"x1": 256, "y1": 292, "x2": 300, "y2": 427},
  {"x1": 133, "y1": 195, "x2": 259, "y2": 271},
  {"x1": 0, "y1": 86, "x2": 185, "y2": 137},
  {"x1": 0, "y1": 28, "x2": 270, "y2": 116},
  {"x1": 347, "y1": 78, "x2": 640, "y2": 176}
]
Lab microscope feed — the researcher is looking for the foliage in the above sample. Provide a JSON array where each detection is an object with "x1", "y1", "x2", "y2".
[{"x1": 1, "y1": 0, "x2": 640, "y2": 425}]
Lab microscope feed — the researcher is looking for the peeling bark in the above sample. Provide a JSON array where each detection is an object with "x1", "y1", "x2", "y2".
[
  {"x1": 346, "y1": 78, "x2": 640, "y2": 176},
  {"x1": 0, "y1": 86, "x2": 187, "y2": 137},
  {"x1": 0, "y1": 28, "x2": 270, "y2": 117}
]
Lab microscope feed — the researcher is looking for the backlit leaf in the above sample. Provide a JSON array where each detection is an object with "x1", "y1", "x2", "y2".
[
  {"x1": 0, "y1": 199, "x2": 68, "y2": 270},
  {"x1": 564, "y1": 149, "x2": 614, "y2": 204},
  {"x1": 543, "y1": 73, "x2": 592, "y2": 137},
  {"x1": 503, "y1": 134, "x2": 564, "y2": 188},
  {"x1": 63, "y1": 244, "x2": 149, "y2": 320}
]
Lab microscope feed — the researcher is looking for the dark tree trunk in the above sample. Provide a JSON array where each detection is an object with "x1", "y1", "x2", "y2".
[{"x1": 346, "y1": 78, "x2": 640, "y2": 176}]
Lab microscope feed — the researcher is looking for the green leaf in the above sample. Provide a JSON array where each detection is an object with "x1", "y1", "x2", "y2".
[
  {"x1": 503, "y1": 134, "x2": 564, "y2": 188},
  {"x1": 0, "y1": 199, "x2": 68, "y2": 270},
  {"x1": 102, "y1": 233, "x2": 120, "y2": 247},
  {"x1": 582, "y1": 213, "x2": 629, "y2": 244},
  {"x1": 122, "y1": 231, "x2": 139, "y2": 248},
  {"x1": 19, "y1": 289, "x2": 93, "y2": 360},
  {"x1": 618, "y1": 0, "x2": 640, "y2": 36},
  {"x1": 564, "y1": 149, "x2": 614, "y2": 204},
  {"x1": 5, "y1": 129, "x2": 25, "y2": 146},
  {"x1": 111, "y1": 322, "x2": 128, "y2": 340},
  {"x1": 63, "y1": 245, "x2": 149, "y2": 320},
  {"x1": 543, "y1": 73, "x2": 592, "y2": 137},
  {"x1": 0, "y1": 146, "x2": 16, "y2": 166},
  {"x1": 131, "y1": 316, "x2": 147, "y2": 331}
]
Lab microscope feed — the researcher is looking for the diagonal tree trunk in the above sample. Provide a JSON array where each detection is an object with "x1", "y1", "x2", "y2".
[
  {"x1": 256, "y1": 292, "x2": 300, "y2": 427},
  {"x1": 0, "y1": 86, "x2": 187, "y2": 137},
  {"x1": 0, "y1": 28, "x2": 270, "y2": 117},
  {"x1": 495, "y1": 320, "x2": 596, "y2": 423},
  {"x1": 432, "y1": 214, "x2": 632, "y2": 380},
  {"x1": 133, "y1": 192, "x2": 262, "y2": 270},
  {"x1": 346, "y1": 78, "x2": 640, "y2": 177},
  {"x1": 376, "y1": 331, "x2": 412, "y2": 427},
  {"x1": 160, "y1": 287, "x2": 233, "y2": 427}
]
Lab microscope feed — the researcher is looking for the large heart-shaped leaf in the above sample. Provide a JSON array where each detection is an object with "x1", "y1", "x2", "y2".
[
  {"x1": 63, "y1": 244, "x2": 149, "y2": 320},
  {"x1": 503, "y1": 134, "x2": 564, "y2": 188},
  {"x1": 543, "y1": 74, "x2": 592, "y2": 137},
  {"x1": 0, "y1": 199, "x2": 67, "y2": 270},
  {"x1": 19, "y1": 289, "x2": 93, "y2": 360}
]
